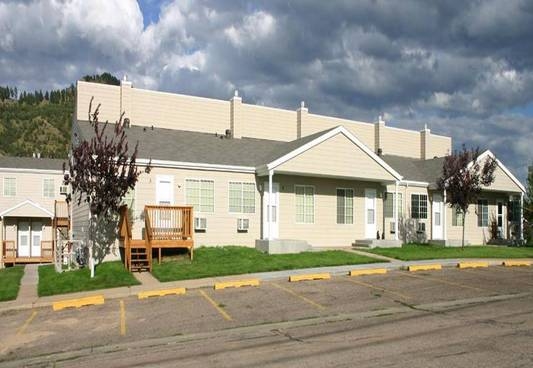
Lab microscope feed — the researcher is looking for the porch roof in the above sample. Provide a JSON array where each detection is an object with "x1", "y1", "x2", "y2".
[{"x1": 0, "y1": 199, "x2": 54, "y2": 218}]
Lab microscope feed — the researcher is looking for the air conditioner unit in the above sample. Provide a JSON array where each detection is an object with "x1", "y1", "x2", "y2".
[
  {"x1": 59, "y1": 185, "x2": 69, "y2": 195},
  {"x1": 237, "y1": 218, "x2": 249, "y2": 232},
  {"x1": 417, "y1": 222, "x2": 426, "y2": 233},
  {"x1": 194, "y1": 217, "x2": 207, "y2": 231}
]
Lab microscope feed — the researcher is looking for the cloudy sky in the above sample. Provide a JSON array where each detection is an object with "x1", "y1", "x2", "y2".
[{"x1": 1, "y1": 0, "x2": 532, "y2": 183}]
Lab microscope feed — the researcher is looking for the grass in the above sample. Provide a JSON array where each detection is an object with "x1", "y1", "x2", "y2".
[
  {"x1": 151, "y1": 246, "x2": 382, "y2": 282},
  {"x1": 366, "y1": 243, "x2": 533, "y2": 261},
  {"x1": 0, "y1": 266, "x2": 25, "y2": 301},
  {"x1": 38, "y1": 261, "x2": 140, "y2": 297}
]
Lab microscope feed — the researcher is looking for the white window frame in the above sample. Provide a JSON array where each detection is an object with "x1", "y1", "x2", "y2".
[
  {"x1": 185, "y1": 178, "x2": 215, "y2": 214},
  {"x1": 228, "y1": 181, "x2": 256, "y2": 214},
  {"x1": 3, "y1": 177, "x2": 16, "y2": 197},
  {"x1": 452, "y1": 207, "x2": 464, "y2": 227},
  {"x1": 411, "y1": 193, "x2": 428, "y2": 219},
  {"x1": 384, "y1": 192, "x2": 403, "y2": 218},
  {"x1": 336, "y1": 187, "x2": 354, "y2": 225},
  {"x1": 477, "y1": 198, "x2": 489, "y2": 227},
  {"x1": 295, "y1": 184, "x2": 315, "y2": 224},
  {"x1": 43, "y1": 178, "x2": 55, "y2": 199}
]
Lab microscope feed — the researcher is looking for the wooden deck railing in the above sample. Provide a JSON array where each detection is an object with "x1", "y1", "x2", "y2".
[
  {"x1": 2, "y1": 241, "x2": 16, "y2": 259},
  {"x1": 144, "y1": 205, "x2": 193, "y2": 241},
  {"x1": 55, "y1": 200, "x2": 69, "y2": 219}
]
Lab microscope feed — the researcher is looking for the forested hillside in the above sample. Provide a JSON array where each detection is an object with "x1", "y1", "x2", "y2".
[{"x1": 0, "y1": 73, "x2": 119, "y2": 159}]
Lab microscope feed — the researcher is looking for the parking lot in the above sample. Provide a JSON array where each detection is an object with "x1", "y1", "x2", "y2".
[{"x1": 1, "y1": 265, "x2": 533, "y2": 367}]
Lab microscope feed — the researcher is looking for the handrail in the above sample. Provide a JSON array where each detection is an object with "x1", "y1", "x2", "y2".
[
  {"x1": 2, "y1": 240, "x2": 16, "y2": 259},
  {"x1": 144, "y1": 205, "x2": 194, "y2": 241}
]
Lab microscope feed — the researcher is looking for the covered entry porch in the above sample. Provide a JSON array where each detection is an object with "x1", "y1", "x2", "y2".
[
  {"x1": 255, "y1": 126, "x2": 404, "y2": 252},
  {"x1": 0, "y1": 199, "x2": 63, "y2": 265}
]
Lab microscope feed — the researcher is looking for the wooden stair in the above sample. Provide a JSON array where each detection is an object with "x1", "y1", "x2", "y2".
[{"x1": 129, "y1": 245, "x2": 150, "y2": 272}]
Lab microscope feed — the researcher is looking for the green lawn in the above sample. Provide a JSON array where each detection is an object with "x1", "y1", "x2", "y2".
[
  {"x1": 152, "y1": 246, "x2": 382, "y2": 282},
  {"x1": 0, "y1": 266, "x2": 25, "y2": 302},
  {"x1": 366, "y1": 243, "x2": 533, "y2": 261},
  {"x1": 38, "y1": 261, "x2": 140, "y2": 297}
]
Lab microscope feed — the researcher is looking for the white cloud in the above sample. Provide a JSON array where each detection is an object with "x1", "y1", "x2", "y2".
[{"x1": 224, "y1": 11, "x2": 276, "y2": 47}]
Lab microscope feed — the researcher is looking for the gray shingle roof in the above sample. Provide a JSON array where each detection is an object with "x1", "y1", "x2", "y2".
[
  {"x1": 75, "y1": 121, "x2": 335, "y2": 168},
  {"x1": 381, "y1": 154, "x2": 444, "y2": 185},
  {"x1": 0, "y1": 156, "x2": 65, "y2": 171}
]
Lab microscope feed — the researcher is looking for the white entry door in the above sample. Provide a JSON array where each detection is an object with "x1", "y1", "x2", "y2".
[
  {"x1": 156, "y1": 176, "x2": 173, "y2": 205},
  {"x1": 18, "y1": 221, "x2": 30, "y2": 257},
  {"x1": 31, "y1": 221, "x2": 42, "y2": 257},
  {"x1": 365, "y1": 189, "x2": 377, "y2": 239},
  {"x1": 432, "y1": 194, "x2": 443, "y2": 240},
  {"x1": 263, "y1": 182, "x2": 279, "y2": 239}
]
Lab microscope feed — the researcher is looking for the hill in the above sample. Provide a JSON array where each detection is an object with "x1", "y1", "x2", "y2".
[{"x1": 0, "y1": 73, "x2": 120, "y2": 159}]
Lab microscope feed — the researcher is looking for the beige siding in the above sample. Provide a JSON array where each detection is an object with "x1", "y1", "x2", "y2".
[
  {"x1": 425, "y1": 134, "x2": 451, "y2": 158},
  {"x1": 71, "y1": 200, "x2": 89, "y2": 243},
  {"x1": 132, "y1": 167, "x2": 261, "y2": 246},
  {"x1": 304, "y1": 114, "x2": 375, "y2": 149},
  {"x1": 381, "y1": 127, "x2": 421, "y2": 158},
  {"x1": 276, "y1": 133, "x2": 396, "y2": 181},
  {"x1": 445, "y1": 192, "x2": 510, "y2": 245},
  {"x1": 130, "y1": 88, "x2": 230, "y2": 133},
  {"x1": 0, "y1": 171, "x2": 63, "y2": 214},
  {"x1": 240, "y1": 104, "x2": 296, "y2": 141},
  {"x1": 76, "y1": 81, "x2": 121, "y2": 123},
  {"x1": 488, "y1": 165, "x2": 522, "y2": 193},
  {"x1": 276, "y1": 175, "x2": 384, "y2": 247},
  {"x1": 388, "y1": 185, "x2": 431, "y2": 243}
]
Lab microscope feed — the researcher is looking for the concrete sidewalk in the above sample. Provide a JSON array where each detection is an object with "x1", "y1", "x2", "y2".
[{"x1": 1, "y1": 251, "x2": 531, "y2": 314}]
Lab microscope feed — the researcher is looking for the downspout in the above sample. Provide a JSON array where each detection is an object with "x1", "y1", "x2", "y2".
[
  {"x1": 520, "y1": 192, "x2": 524, "y2": 241},
  {"x1": 394, "y1": 181, "x2": 399, "y2": 241},
  {"x1": 443, "y1": 189, "x2": 447, "y2": 243},
  {"x1": 268, "y1": 169, "x2": 273, "y2": 241}
]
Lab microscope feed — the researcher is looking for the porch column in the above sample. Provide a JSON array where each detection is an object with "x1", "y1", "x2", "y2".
[
  {"x1": 268, "y1": 169, "x2": 274, "y2": 240},
  {"x1": 520, "y1": 192, "x2": 524, "y2": 241},
  {"x1": 394, "y1": 181, "x2": 399, "y2": 241},
  {"x1": 0, "y1": 217, "x2": 4, "y2": 269},
  {"x1": 443, "y1": 190, "x2": 447, "y2": 242}
]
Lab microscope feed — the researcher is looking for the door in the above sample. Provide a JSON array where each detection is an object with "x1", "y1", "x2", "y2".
[
  {"x1": 31, "y1": 221, "x2": 42, "y2": 257},
  {"x1": 18, "y1": 221, "x2": 30, "y2": 257},
  {"x1": 263, "y1": 182, "x2": 279, "y2": 239},
  {"x1": 497, "y1": 201, "x2": 504, "y2": 238},
  {"x1": 365, "y1": 189, "x2": 376, "y2": 239},
  {"x1": 156, "y1": 176, "x2": 174, "y2": 228},
  {"x1": 432, "y1": 194, "x2": 443, "y2": 240},
  {"x1": 156, "y1": 176, "x2": 173, "y2": 205}
]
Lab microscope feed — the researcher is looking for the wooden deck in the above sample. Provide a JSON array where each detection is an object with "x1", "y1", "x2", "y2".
[
  {"x1": 2, "y1": 240, "x2": 54, "y2": 265},
  {"x1": 119, "y1": 204, "x2": 194, "y2": 272}
]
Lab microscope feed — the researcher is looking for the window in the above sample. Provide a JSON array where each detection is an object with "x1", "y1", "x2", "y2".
[
  {"x1": 508, "y1": 197, "x2": 521, "y2": 222},
  {"x1": 477, "y1": 199, "x2": 488, "y2": 227},
  {"x1": 186, "y1": 179, "x2": 214, "y2": 213},
  {"x1": 295, "y1": 185, "x2": 314, "y2": 223},
  {"x1": 3, "y1": 178, "x2": 16, "y2": 197},
  {"x1": 452, "y1": 207, "x2": 464, "y2": 226},
  {"x1": 411, "y1": 194, "x2": 428, "y2": 219},
  {"x1": 384, "y1": 192, "x2": 403, "y2": 218},
  {"x1": 229, "y1": 182, "x2": 255, "y2": 213},
  {"x1": 337, "y1": 188, "x2": 354, "y2": 224},
  {"x1": 43, "y1": 179, "x2": 55, "y2": 198}
]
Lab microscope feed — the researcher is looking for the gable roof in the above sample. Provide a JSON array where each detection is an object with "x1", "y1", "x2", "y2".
[
  {"x1": 0, "y1": 156, "x2": 64, "y2": 171},
  {"x1": 0, "y1": 199, "x2": 54, "y2": 218},
  {"x1": 265, "y1": 126, "x2": 403, "y2": 180}
]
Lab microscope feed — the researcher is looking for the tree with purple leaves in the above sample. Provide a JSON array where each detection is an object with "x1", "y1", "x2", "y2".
[
  {"x1": 64, "y1": 98, "x2": 150, "y2": 277},
  {"x1": 437, "y1": 146, "x2": 497, "y2": 248}
]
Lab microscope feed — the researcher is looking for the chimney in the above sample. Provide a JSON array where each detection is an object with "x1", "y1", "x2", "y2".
[
  {"x1": 120, "y1": 75, "x2": 133, "y2": 123},
  {"x1": 296, "y1": 100, "x2": 308, "y2": 139},
  {"x1": 230, "y1": 90, "x2": 242, "y2": 138},
  {"x1": 420, "y1": 124, "x2": 430, "y2": 160},
  {"x1": 374, "y1": 114, "x2": 385, "y2": 154}
]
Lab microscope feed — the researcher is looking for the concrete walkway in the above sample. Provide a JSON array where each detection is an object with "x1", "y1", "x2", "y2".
[{"x1": 16, "y1": 264, "x2": 39, "y2": 304}]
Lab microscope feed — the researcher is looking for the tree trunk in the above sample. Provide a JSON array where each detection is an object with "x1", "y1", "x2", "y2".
[{"x1": 462, "y1": 213, "x2": 466, "y2": 249}]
